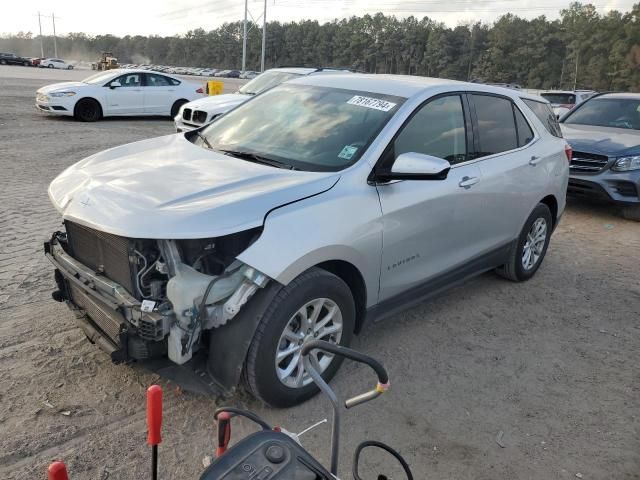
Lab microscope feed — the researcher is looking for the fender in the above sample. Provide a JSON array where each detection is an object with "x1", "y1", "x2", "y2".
[{"x1": 237, "y1": 176, "x2": 383, "y2": 308}]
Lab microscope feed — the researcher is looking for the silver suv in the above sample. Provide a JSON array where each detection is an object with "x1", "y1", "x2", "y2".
[{"x1": 46, "y1": 74, "x2": 569, "y2": 407}]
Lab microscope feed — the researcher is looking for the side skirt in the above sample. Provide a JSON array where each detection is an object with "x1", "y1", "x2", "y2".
[{"x1": 364, "y1": 240, "x2": 515, "y2": 325}]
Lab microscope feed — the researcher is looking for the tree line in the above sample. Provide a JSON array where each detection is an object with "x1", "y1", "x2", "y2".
[{"x1": 2, "y1": 2, "x2": 639, "y2": 91}]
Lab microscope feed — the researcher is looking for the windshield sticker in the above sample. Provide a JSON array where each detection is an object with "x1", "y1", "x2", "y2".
[
  {"x1": 347, "y1": 95, "x2": 397, "y2": 112},
  {"x1": 338, "y1": 145, "x2": 358, "y2": 160}
]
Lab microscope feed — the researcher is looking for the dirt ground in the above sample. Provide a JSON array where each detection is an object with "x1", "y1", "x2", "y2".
[{"x1": 0, "y1": 65, "x2": 638, "y2": 480}]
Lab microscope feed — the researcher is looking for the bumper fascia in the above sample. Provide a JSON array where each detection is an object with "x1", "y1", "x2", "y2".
[{"x1": 568, "y1": 170, "x2": 640, "y2": 206}]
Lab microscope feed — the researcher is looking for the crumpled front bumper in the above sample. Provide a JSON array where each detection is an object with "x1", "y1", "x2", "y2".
[{"x1": 44, "y1": 233, "x2": 168, "y2": 363}]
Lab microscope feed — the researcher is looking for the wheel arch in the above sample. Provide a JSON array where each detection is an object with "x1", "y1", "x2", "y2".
[
  {"x1": 540, "y1": 194, "x2": 558, "y2": 228},
  {"x1": 73, "y1": 96, "x2": 104, "y2": 117},
  {"x1": 315, "y1": 259, "x2": 367, "y2": 334}
]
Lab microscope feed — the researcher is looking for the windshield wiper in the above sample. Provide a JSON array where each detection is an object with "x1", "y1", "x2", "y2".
[
  {"x1": 194, "y1": 131, "x2": 214, "y2": 150},
  {"x1": 217, "y1": 149, "x2": 295, "y2": 170}
]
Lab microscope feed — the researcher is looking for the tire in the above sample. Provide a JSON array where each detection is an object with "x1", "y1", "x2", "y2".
[
  {"x1": 24, "y1": 61, "x2": 30, "y2": 66},
  {"x1": 48, "y1": 64, "x2": 53, "y2": 68},
  {"x1": 496, "y1": 203, "x2": 552, "y2": 282},
  {"x1": 67, "y1": 65, "x2": 73, "y2": 70},
  {"x1": 170, "y1": 99, "x2": 188, "y2": 118},
  {"x1": 622, "y1": 205, "x2": 640, "y2": 221},
  {"x1": 74, "y1": 98, "x2": 102, "y2": 122},
  {"x1": 0, "y1": 60, "x2": 6, "y2": 65},
  {"x1": 245, "y1": 267, "x2": 355, "y2": 407}
]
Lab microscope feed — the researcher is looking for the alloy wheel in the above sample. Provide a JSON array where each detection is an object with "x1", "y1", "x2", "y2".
[
  {"x1": 522, "y1": 217, "x2": 547, "y2": 270},
  {"x1": 275, "y1": 298, "x2": 343, "y2": 388}
]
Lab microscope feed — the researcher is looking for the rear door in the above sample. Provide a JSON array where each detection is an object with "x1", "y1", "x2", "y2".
[
  {"x1": 376, "y1": 93, "x2": 490, "y2": 301},
  {"x1": 103, "y1": 72, "x2": 145, "y2": 115},
  {"x1": 143, "y1": 73, "x2": 176, "y2": 114},
  {"x1": 467, "y1": 93, "x2": 549, "y2": 246}
]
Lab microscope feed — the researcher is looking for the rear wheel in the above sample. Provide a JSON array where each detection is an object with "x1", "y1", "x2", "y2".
[
  {"x1": 496, "y1": 203, "x2": 552, "y2": 282},
  {"x1": 48, "y1": 64, "x2": 54, "y2": 68},
  {"x1": 244, "y1": 268, "x2": 355, "y2": 407},
  {"x1": 622, "y1": 205, "x2": 640, "y2": 221},
  {"x1": 170, "y1": 99, "x2": 188, "y2": 118},
  {"x1": 74, "y1": 98, "x2": 102, "y2": 122},
  {"x1": 23, "y1": 61, "x2": 30, "y2": 66},
  {"x1": 67, "y1": 65, "x2": 73, "y2": 70}
]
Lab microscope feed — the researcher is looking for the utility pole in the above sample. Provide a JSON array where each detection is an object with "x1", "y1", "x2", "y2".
[
  {"x1": 37, "y1": 12, "x2": 44, "y2": 58},
  {"x1": 242, "y1": 0, "x2": 248, "y2": 72},
  {"x1": 52, "y1": 12, "x2": 58, "y2": 58},
  {"x1": 261, "y1": 0, "x2": 267, "y2": 72},
  {"x1": 573, "y1": 48, "x2": 579, "y2": 90}
]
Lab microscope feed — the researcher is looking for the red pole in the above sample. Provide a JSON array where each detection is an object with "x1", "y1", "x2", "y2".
[
  {"x1": 48, "y1": 461, "x2": 69, "y2": 480},
  {"x1": 147, "y1": 385, "x2": 163, "y2": 480}
]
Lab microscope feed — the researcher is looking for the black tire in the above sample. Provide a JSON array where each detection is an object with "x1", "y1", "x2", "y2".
[
  {"x1": 24, "y1": 61, "x2": 30, "y2": 66},
  {"x1": 170, "y1": 99, "x2": 188, "y2": 118},
  {"x1": 622, "y1": 205, "x2": 640, "y2": 221},
  {"x1": 48, "y1": 64, "x2": 54, "y2": 68},
  {"x1": 67, "y1": 65, "x2": 73, "y2": 70},
  {"x1": 496, "y1": 203, "x2": 552, "y2": 282},
  {"x1": 245, "y1": 268, "x2": 355, "y2": 408},
  {"x1": 74, "y1": 98, "x2": 102, "y2": 122},
  {"x1": 0, "y1": 60, "x2": 6, "y2": 65}
]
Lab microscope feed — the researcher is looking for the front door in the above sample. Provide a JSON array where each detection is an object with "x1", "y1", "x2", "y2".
[
  {"x1": 376, "y1": 94, "x2": 489, "y2": 301},
  {"x1": 104, "y1": 73, "x2": 144, "y2": 115}
]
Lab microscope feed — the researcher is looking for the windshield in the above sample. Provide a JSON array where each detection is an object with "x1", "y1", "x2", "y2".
[
  {"x1": 563, "y1": 97, "x2": 640, "y2": 130},
  {"x1": 238, "y1": 71, "x2": 304, "y2": 95},
  {"x1": 82, "y1": 71, "x2": 118, "y2": 84},
  {"x1": 541, "y1": 93, "x2": 576, "y2": 105},
  {"x1": 198, "y1": 84, "x2": 404, "y2": 171}
]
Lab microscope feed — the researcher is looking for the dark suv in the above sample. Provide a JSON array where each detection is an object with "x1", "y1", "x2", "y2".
[
  {"x1": 0, "y1": 52, "x2": 32, "y2": 66},
  {"x1": 560, "y1": 93, "x2": 640, "y2": 221}
]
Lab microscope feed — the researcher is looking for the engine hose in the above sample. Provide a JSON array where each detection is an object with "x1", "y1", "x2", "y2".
[
  {"x1": 214, "y1": 407, "x2": 272, "y2": 431},
  {"x1": 352, "y1": 440, "x2": 414, "y2": 480}
]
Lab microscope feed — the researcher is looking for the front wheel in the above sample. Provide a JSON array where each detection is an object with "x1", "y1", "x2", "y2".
[
  {"x1": 67, "y1": 65, "x2": 73, "y2": 70},
  {"x1": 74, "y1": 98, "x2": 102, "y2": 122},
  {"x1": 47, "y1": 64, "x2": 54, "y2": 68},
  {"x1": 244, "y1": 268, "x2": 355, "y2": 407},
  {"x1": 496, "y1": 203, "x2": 552, "y2": 282},
  {"x1": 24, "y1": 61, "x2": 30, "y2": 66}
]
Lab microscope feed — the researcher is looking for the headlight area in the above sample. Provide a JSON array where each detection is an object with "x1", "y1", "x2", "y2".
[
  {"x1": 157, "y1": 230, "x2": 268, "y2": 365},
  {"x1": 613, "y1": 156, "x2": 640, "y2": 172},
  {"x1": 46, "y1": 225, "x2": 268, "y2": 366},
  {"x1": 49, "y1": 91, "x2": 77, "y2": 97}
]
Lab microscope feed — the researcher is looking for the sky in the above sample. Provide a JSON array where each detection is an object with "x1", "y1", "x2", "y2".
[{"x1": 1, "y1": 0, "x2": 637, "y2": 37}]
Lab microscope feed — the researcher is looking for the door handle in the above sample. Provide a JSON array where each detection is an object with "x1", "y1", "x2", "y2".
[
  {"x1": 529, "y1": 156, "x2": 542, "y2": 166},
  {"x1": 458, "y1": 176, "x2": 480, "y2": 189}
]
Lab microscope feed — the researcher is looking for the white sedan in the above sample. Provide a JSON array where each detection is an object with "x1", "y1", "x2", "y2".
[
  {"x1": 40, "y1": 58, "x2": 74, "y2": 69},
  {"x1": 35, "y1": 69, "x2": 206, "y2": 121}
]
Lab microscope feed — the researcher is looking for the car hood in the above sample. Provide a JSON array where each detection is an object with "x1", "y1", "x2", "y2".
[
  {"x1": 183, "y1": 93, "x2": 251, "y2": 114},
  {"x1": 37, "y1": 81, "x2": 87, "y2": 94},
  {"x1": 560, "y1": 123, "x2": 640, "y2": 156},
  {"x1": 49, "y1": 134, "x2": 340, "y2": 239}
]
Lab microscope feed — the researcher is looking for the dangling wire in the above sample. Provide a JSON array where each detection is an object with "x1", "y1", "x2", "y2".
[{"x1": 352, "y1": 440, "x2": 414, "y2": 480}]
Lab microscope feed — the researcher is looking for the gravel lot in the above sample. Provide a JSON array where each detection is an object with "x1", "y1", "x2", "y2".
[{"x1": 0, "y1": 65, "x2": 638, "y2": 480}]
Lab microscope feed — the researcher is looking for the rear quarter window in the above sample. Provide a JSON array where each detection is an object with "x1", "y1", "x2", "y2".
[{"x1": 522, "y1": 99, "x2": 562, "y2": 138}]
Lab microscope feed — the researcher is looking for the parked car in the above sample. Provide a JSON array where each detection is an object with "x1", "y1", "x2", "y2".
[
  {"x1": 46, "y1": 74, "x2": 569, "y2": 407},
  {"x1": 175, "y1": 67, "x2": 349, "y2": 132},
  {"x1": 560, "y1": 92, "x2": 640, "y2": 220},
  {"x1": 40, "y1": 58, "x2": 74, "y2": 69},
  {"x1": 214, "y1": 69, "x2": 231, "y2": 77},
  {"x1": 0, "y1": 52, "x2": 32, "y2": 66},
  {"x1": 240, "y1": 70, "x2": 259, "y2": 79},
  {"x1": 30, "y1": 57, "x2": 45, "y2": 67},
  {"x1": 35, "y1": 69, "x2": 205, "y2": 121},
  {"x1": 541, "y1": 90, "x2": 596, "y2": 118}
]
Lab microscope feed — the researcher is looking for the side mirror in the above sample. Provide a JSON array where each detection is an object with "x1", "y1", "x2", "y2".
[
  {"x1": 109, "y1": 81, "x2": 122, "y2": 89},
  {"x1": 377, "y1": 152, "x2": 451, "y2": 181}
]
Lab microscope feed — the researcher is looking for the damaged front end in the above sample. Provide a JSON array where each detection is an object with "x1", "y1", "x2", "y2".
[{"x1": 45, "y1": 221, "x2": 269, "y2": 370}]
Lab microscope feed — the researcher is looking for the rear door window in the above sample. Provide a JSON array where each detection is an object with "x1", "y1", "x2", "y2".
[
  {"x1": 522, "y1": 99, "x2": 563, "y2": 137},
  {"x1": 471, "y1": 94, "x2": 518, "y2": 157},
  {"x1": 146, "y1": 73, "x2": 171, "y2": 87}
]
